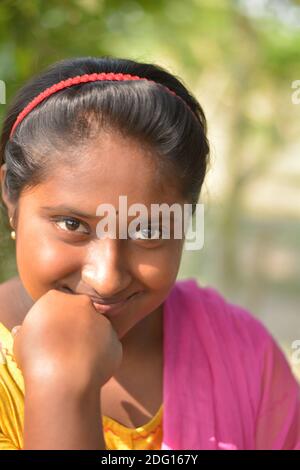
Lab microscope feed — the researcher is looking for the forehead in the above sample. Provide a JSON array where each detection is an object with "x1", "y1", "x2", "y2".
[{"x1": 23, "y1": 130, "x2": 184, "y2": 210}]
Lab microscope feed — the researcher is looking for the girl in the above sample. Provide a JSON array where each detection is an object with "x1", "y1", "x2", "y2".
[{"x1": 0, "y1": 56, "x2": 299, "y2": 450}]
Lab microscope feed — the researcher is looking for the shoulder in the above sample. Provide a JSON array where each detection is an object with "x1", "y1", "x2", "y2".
[
  {"x1": 171, "y1": 277, "x2": 267, "y2": 331},
  {"x1": 170, "y1": 277, "x2": 279, "y2": 361},
  {"x1": 173, "y1": 277, "x2": 299, "y2": 382},
  {"x1": 0, "y1": 280, "x2": 25, "y2": 451}
]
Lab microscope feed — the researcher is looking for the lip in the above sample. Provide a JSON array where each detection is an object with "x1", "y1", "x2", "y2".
[
  {"x1": 92, "y1": 292, "x2": 140, "y2": 316},
  {"x1": 57, "y1": 285, "x2": 140, "y2": 316},
  {"x1": 89, "y1": 295, "x2": 132, "y2": 305}
]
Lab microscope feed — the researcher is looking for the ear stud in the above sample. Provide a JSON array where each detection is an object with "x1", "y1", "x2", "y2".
[{"x1": 9, "y1": 216, "x2": 16, "y2": 240}]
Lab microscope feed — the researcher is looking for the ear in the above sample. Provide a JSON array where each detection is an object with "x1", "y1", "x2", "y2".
[{"x1": 0, "y1": 163, "x2": 16, "y2": 221}]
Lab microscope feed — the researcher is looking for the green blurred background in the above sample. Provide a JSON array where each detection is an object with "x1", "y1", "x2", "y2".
[{"x1": 0, "y1": 0, "x2": 299, "y2": 378}]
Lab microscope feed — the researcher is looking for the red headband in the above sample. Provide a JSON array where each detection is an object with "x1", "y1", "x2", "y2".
[{"x1": 9, "y1": 72, "x2": 193, "y2": 139}]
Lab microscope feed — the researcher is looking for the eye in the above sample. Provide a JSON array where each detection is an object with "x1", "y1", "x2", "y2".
[
  {"x1": 130, "y1": 225, "x2": 162, "y2": 241},
  {"x1": 53, "y1": 216, "x2": 90, "y2": 234}
]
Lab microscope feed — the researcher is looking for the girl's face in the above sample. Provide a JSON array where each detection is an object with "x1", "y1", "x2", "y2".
[{"x1": 2, "y1": 130, "x2": 186, "y2": 341}]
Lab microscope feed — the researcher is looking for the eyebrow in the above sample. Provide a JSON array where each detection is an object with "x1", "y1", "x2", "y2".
[
  {"x1": 41, "y1": 204, "x2": 175, "y2": 221},
  {"x1": 41, "y1": 205, "x2": 111, "y2": 219}
]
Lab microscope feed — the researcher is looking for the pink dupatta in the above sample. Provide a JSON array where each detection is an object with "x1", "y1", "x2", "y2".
[{"x1": 161, "y1": 278, "x2": 300, "y2": 450}]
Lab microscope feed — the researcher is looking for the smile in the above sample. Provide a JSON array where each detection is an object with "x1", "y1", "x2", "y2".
[
  {"x1": 57, "y1": 285, "x2": 140, "y2": 317},
  {"x1": 91, "y1": 292, "x2": 140, "y2": 316}
]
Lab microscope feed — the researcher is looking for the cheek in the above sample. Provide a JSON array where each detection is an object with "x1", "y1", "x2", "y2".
[
  {"x1": 132, "y1": 241, "x2": 183, "y2": 291},
  {"x1": 16, "y1": 223, "x2": 80, "y2": 299}
]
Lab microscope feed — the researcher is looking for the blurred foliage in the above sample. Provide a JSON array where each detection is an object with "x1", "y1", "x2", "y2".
[{"x1": 0, "y1": 0, "x2": 300, "y2": 374}]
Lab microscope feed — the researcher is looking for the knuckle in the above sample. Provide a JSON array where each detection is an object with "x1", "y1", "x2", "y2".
[{"x1": 45, "y1": 288, "x2": 60, "y2": 299}]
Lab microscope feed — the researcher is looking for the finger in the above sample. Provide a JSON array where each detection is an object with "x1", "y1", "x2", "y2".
[
  {"x1": 11, "y1": 326, "x2": 22, "y2": 369},
  {"x1": 11, "y1": 325, "x2": 21, "y2": 338}
]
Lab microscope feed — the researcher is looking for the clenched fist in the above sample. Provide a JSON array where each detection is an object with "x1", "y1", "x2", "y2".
[{"x1": 12, "y1": 289, "x2": 123, "y2": 391}]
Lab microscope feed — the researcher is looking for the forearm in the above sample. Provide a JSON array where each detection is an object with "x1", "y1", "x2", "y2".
[{"x1": 22, "y1": 378, "x2": 105, "y2": 450}]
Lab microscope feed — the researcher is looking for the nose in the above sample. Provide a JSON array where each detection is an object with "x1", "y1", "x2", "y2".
[{"x1": 81, "y1": 238, "x2": 132, "y2": 299}]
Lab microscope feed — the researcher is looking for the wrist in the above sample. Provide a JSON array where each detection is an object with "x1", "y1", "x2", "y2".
[{"x1": 23, "y1": 376, "x2": 104, "y2": 449}]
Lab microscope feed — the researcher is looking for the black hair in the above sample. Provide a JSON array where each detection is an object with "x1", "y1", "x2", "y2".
[{"x1": 0, "y1": 56, "x2": 210, "y2": 226}]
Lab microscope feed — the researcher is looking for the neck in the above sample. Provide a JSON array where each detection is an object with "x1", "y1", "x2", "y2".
[{"x1": 121, "y1": 302, "x2": 164, "y2": 361}]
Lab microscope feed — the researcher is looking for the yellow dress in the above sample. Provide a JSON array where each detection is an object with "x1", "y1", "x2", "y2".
[{"x1": 0, "y1": 322, "x2": 163, "y2": 450}]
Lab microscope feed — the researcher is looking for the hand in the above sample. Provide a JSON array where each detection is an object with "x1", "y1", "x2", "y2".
[{"x1": 12, "y1": 289, "x2": 123, "y2": 390}]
